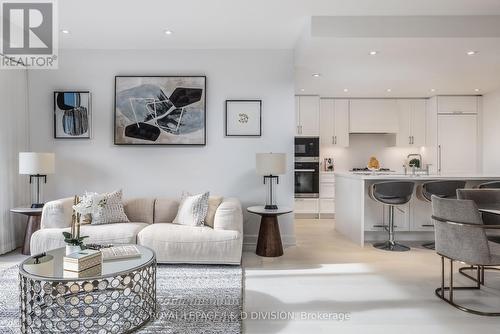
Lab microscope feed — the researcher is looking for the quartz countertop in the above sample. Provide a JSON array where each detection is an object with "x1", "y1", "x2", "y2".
[{"x1": 334, "y1": 172, "x2": 500, "y2": 181}]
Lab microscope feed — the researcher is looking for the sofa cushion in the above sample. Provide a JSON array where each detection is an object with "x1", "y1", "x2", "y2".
[
  {"x1": 154, "y1": 198, "x2": 180, "y2": 223},
  {"x1": 137, "y1": 223, "x2": 242, "y2": 264},
  {"x1": 124, "y1": 198, "x2": 155, "y2": 224},
  {"x1": 31, "y1": 222, "x2": 148, "y2": 255},
  {"x1": 205, "y1": 196, "x2": 224, "y2": 228}
]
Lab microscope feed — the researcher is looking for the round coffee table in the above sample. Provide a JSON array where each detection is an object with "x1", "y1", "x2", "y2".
[
  {"x1": 19, "y1": 245, "x2": 156, "y2": 334},
  {"x1": 247, "y1": 206, "x2": 293, "y2": 257}
]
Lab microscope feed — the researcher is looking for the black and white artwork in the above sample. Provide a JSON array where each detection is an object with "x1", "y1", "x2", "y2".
[
  {"x1": 225, "y1": 100, "x2": 262, "y2": 137},
  {"x1": 114, "y1": 76, "x2": 206, "y2": 145},
  {"x1": 54, "y1": 91, "x2": 91, "y2": 139}
]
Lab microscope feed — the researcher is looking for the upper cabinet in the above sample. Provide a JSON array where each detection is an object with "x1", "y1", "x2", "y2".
[
  {"x1": 349, "y1": 99, "x2": 398, "y2": 133},
  {"x1": 438, "y1": 96, "x2": 478, "y2": 114},
  {"x1": 320, "y1": 99, "x2": 349, "y2": 147},
  {"x1": 396, "y1": 99, "x2": 426, "y2": 147},
  {"x1": 295, "y1": 95, "x2": 320, "y2": 136}
]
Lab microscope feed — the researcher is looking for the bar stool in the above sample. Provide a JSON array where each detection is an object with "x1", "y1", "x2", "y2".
[
  {"x1": 369, "y1": 181, "x2": 415, "y2": 252},
  {"x1": 416, "y1": 180, "x2": 466, "y2": 249},
  {"x1": 478, "y1": 181, "x2": 500, "y2": 189}
]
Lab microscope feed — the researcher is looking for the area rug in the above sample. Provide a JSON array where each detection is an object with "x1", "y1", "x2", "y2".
[{"x1": 0, "y1": 265, "x2": 243, "y2": 334}]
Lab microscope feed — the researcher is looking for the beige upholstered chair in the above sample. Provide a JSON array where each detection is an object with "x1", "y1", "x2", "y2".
[{"x1": 431, "y1": 196, "x2": 500, "y2": 316}]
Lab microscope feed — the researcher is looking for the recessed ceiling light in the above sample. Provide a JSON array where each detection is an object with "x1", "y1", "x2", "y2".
[
  {"x1": 474, "y1": 88, "x2": 480, "y2": 92},
  {"x1": 467, "y1": 51, "x2": 478, "y2": 56},
  {"x1": 369, "y1": 51, "x2": 378, "y2": 56},
  {"x1": 61, "y1": 29, "x2": 70, "y2": 34},
  {"x1": 312, "y1": 73, "x2": 321, "y2": 77},
  {"x1": 164, "y1": 30, "x2": 173, "y2": 35},
  {"x1": 343, "y1": 88, "x2": 349, "y2": 92},
  {"x1": 386, "y1": 88, "x2": 392, "y2": 92},
  {"x1": 300, "y1": 88, "x2": 305, "y2": 92},
  {"x1": 430, "y1": 88, "x2": 436, "y2": 92}
]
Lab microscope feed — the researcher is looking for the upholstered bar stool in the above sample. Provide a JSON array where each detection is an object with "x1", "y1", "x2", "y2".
[
  {"x1": 369, "y1": 181, "x2": 415, "y2": 252},
  {"x1": 416, "y1": 180, "x2": 466, "y2": 249},
  {"x1": 478, "y1": 181, "x2": 500, "y2": 189}
]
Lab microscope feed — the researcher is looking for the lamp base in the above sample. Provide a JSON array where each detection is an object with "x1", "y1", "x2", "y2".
[
  {"x1": 264, "y1": 204, "x2": 278, "y2": 210},
  {"x1": 31, "y1": 203, "x2": 44, "y2": 209}
]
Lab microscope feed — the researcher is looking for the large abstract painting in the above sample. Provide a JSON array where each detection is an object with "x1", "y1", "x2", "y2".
[
  {"x1": 114, "y1": 76, "x2": 206, "y2": 145},
  {"x1": 54, "y1": 91, "x2": 91, "y2": 139}
]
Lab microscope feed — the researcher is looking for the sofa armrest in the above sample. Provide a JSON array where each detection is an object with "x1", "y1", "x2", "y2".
[
  {"x1": 213, "y1": 198, "x2": 243, "y2": 233},
  {"x1": 41, "y1": 197, "x2": 74, "y2": 229}
]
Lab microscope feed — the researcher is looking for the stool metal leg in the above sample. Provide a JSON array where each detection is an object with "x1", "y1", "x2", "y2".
[{"x1": 374, "y1": 205, "x2": 410, "y2": 252}]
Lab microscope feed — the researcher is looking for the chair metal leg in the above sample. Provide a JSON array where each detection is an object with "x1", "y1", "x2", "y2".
[
  {"x1": 435, "y1": 255, "x2": 500, "y2": 316},
  {"x1": 373, "y1": 206, "x2": 410, "y2": 252},
  {"x1": 459, "y1": 265, "x2": 500, "y2": 285}
]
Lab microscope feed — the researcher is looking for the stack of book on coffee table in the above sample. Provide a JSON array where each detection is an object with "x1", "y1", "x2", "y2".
[{"x1": 63, "y1": 249, "x2": 102, "y2": 278}]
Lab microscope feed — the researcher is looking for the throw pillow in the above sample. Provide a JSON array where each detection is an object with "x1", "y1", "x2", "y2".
[
  {"x1": 204, "y1": 196, "x2": 224, "y2": 228},
  {"x1": 173, "y1": 192, "x2": 210, "y2": 226},
  {"x1": 89, "y1": 190, "x2": 129, "y2": 225}
]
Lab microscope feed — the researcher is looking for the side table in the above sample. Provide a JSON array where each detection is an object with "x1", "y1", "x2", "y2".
[
  {"x1": 10, "y1": 207, "x2": 43, "y2": 255},
  {"x1": 247, "y1": 206, "x2": 292, "y2": 257}
]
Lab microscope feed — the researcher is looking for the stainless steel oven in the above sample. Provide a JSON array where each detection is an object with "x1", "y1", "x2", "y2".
[
  {"x1": 294, "y1": 158, "x2": 320, "y2": 198},
  {"x1": 295, "y1": 137, "x2": 319, "y2": 158}
]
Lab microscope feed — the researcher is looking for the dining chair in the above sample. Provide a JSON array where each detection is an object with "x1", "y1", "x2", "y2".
[
  {"x1": 431, "y1": 196, "x2": 500, "y2": 316},
  {"x1": 478, "y1": 181, "x2": 500, "y2": 189}
]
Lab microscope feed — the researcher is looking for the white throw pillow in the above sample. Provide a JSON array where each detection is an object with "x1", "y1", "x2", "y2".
[
  {"x1": 173, "y1": 192, "x2": 210, "y2": 226},
  {"x1": 84, "y1": 190, "x2": 129, "y2": 225}
]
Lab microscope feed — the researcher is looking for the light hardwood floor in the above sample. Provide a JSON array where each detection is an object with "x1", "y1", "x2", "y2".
[{"x1": 1, "y1": 219, "x2": 500, "y2": 333}]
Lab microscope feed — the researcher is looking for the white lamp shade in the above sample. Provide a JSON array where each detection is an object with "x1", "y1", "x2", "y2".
[
  {"x1": 256, "y1": 153, "x2": 286, "y2": 175},
  {"x1": 19, "y1": 152, "x2": 55, "y2": 175}
]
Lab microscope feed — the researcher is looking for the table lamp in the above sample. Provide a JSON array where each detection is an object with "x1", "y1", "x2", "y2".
[
  {"x1": 19, "y1": 152, "x2": 55, "y2": 208},
  {"x1": 256, "y1": 153, "x2": 286, "y2": 210}
]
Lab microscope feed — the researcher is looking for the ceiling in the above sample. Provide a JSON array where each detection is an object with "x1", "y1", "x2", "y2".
[{"x1": 57, "y1": 0, "x2": 500, "y2": 97}]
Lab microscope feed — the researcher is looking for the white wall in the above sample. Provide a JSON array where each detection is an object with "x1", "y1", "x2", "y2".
[
  {"x1": 0, "y1": 68, "x2": 29, "y2": 253},
  {"x1": 321, "y1": 134, "x2": 428, "y2": 172},
  {"x1": 27, "y1": 49, "x2": 295, "y2": 246},
  {"x1": 483, "y1": 89, "x2": 500, "y2": 173}
]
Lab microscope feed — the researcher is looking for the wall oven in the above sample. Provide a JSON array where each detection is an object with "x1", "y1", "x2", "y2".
[
  {"x1": 294, "y1": 158, "x2": 320, "y2": 198},
  {"x1": 295, "y1": 137, "x2": 319, "y2": 158}
]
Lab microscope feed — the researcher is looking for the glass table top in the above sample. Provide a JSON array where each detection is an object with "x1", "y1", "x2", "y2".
[{"x1": 20, "y1": 244, "x2": 155, "y2": 281}]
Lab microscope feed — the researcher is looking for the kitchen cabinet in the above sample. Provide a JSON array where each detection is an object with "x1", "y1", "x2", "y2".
[
  {"x1": 295, "y1": 95, "x2": 319, "y2": 136},
  {"x1": 438, "y1": 96, "x2": 478, "y2": 114},
  {"x1": 437, "y1": 113, "x2": 478, "y2": 174},
  {"x1": 396, "y1": 99, "x2": 426, "y2": 147},
  {"x1": 319, "y1": 199, "x2": 335, "y2": 214},
  {"x1": 349, "y1": 99, "x2": 398, "y2": 133},
  {"x1": 320, "y1": 99, "x2": 349, "y2": 146},
  {"x1": 294, "y1": 198, "x2": 319, "y2": 214}
]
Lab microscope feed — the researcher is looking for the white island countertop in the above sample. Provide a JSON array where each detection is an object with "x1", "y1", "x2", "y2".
[{"x1": 334, "y1": 172, "x2": 500, "y2": 181}]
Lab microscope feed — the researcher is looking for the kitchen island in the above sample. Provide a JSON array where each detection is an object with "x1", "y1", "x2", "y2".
[{"x1": 335, "y1": 172, "x2": 500, "y2": 247}]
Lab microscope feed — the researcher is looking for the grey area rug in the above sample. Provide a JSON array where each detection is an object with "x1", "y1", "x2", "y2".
[{"x1": 0, "y1": 265, "x2": 242, "y2": 334}]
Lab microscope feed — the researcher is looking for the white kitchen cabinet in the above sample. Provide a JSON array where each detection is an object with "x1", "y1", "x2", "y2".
[
  {"x1": 319, "y1": 199, "x2": 335, "y2": 214},
  {"x1": 320, "y1": 99, "x2": 349, "y2": 146},
  {"x1": 396, "y1": 99, "x2": 426, "y2": 147},
  {"x1": 296, "y1": 95, "x2": 319, "y2": 136},
  {"x1": 349, "y1": 99, "x2": 398, "y2": 133},
  {"x1": 410, "y1": 197, "x2": 434, "y2": 232},
  {"x1": 437, "y1": 113, "x2": 478, "y2": 174},
  {"x1": 294, "y1": 198, "x2": 319, "y2": 214},
  {"x1": 320, "y1": 182, "x2": 335, "y2": 199},
  {"x1": 438, "y1": 96, "x2": 478, "y2": 114}
]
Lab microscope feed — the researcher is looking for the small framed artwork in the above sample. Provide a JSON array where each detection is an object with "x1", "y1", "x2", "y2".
[
  {"x1": 225, "y1": 100, "x2": 262, "y2": 137},
  {"x1": 54, "y1": 91, "x2": 91, "y2": 139}
]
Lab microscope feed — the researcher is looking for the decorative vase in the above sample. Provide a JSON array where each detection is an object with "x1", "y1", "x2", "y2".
[{"x1": 65, "y1": 245, "x2": 81, "y2": 255}]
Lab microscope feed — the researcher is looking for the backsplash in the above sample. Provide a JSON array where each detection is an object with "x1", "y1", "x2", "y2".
[{"x1": 320, "y1": 134, "x2": 431, "y2": 173}]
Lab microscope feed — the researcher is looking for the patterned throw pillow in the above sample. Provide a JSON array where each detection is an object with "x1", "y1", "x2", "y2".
[
  {"x1": 88, "y1": 190, "x2": 129, "y2": 225},
  {"x1": 173, "y1": 192, "x2": 210, "y2": 226}
]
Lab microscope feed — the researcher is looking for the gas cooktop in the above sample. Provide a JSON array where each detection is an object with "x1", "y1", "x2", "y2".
[{"x1": 351, "y1": 167, "x2": 392, "y2": 172}]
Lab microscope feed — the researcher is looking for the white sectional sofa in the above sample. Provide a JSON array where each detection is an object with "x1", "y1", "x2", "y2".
[{"x1": 30, "y1": 197, "x2": 243, "y2": 265}]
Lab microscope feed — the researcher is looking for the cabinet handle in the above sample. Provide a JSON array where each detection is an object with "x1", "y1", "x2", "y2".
[
  {"x1": 300, "y1": 125, "x2": 303, "y2": 134},
  {"x1": 438, "y1": 145, "x2": 442, "y2": 172},
  {"x1": 411, "y1": 136, "x2": 414, "y2": 144},
  {"x1": 409, "y1": 136, "x2": 412, "y2": 145},
  {"x1": 334, "y1": 136, "x2": 337, "y2": 145},
  {"x1": 332, "y1": 136, "x2": 335, "y2": 144}
]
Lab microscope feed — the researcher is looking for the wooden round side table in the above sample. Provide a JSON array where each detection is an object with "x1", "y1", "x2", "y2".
[
  {"x1": 10, "y1": 207, "x2": 43, "y2": 255},
  {"x1": 247, "y1": 206, "x2": 292, "y2": 257}
]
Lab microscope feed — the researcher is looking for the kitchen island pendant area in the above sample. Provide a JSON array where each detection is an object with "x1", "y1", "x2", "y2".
[{"x1": 335, "y1": 172, "x2": 500, "y2": 247}]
